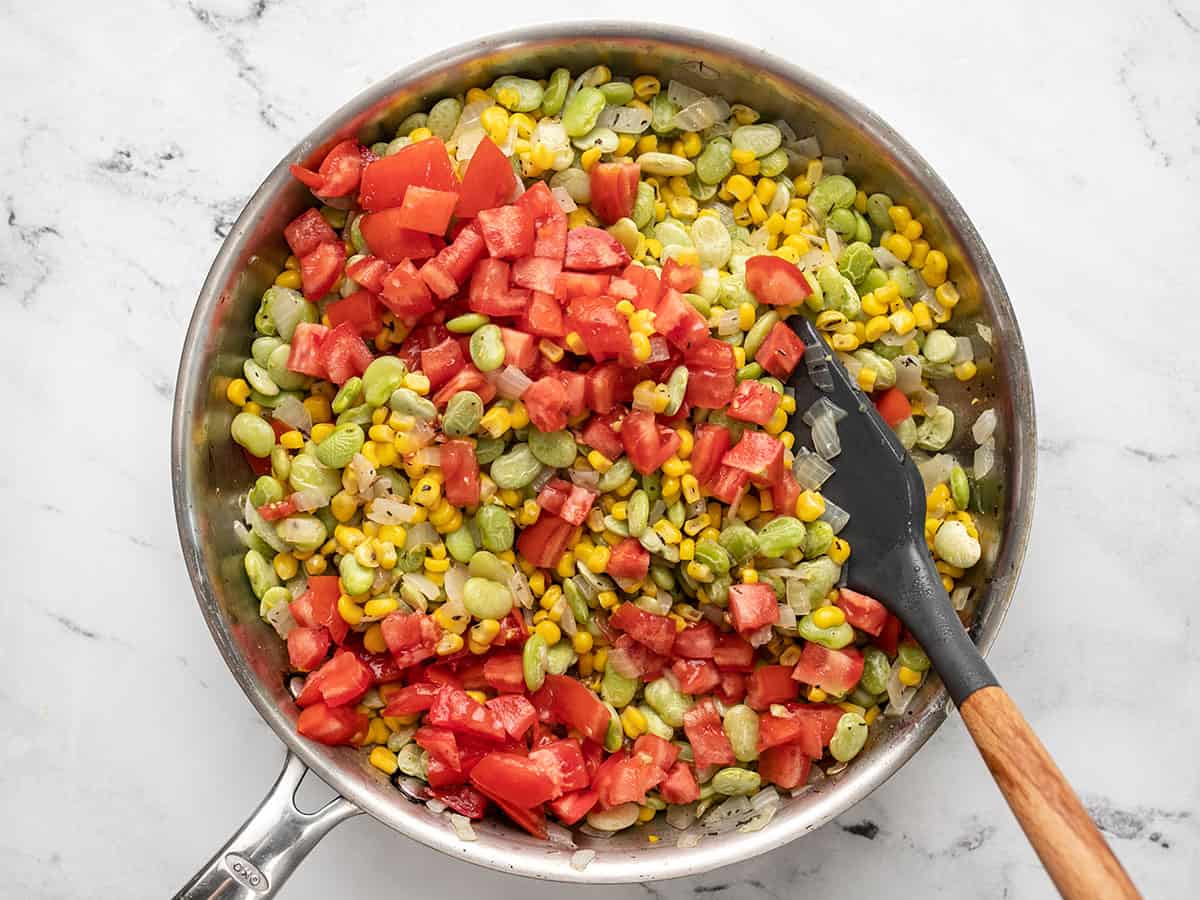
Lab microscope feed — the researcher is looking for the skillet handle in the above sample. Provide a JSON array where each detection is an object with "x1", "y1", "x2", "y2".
[{"x1": 174, "y1": 751, "x2": 360, "y2": 899}]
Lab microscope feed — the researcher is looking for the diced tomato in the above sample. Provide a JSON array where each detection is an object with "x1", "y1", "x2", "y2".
[
  {"x1": 874, "y1": 387, "x2": 912, "y2": 427},
  {"x1": 299, "y1": 240, "x2": 345, "y2": 301},
  {"x1": 518, "y1": 290, "x2": 565, "y2": 339},
  {"x1": 392, "y1": 185, "x2": 458, "y2": 234},
  {"x1": 456, "y1": 137, "x2": 517, "y2": 218},
  {"x1": 345, "y1": 255, "x2": 391, "y2": 294},
  {"x1": 533, "y1": 674, "x2": 611, "y2": 744},
  {"x1": 419, "y1": 337, "x2": 465, "y2": 390},
  {"x1": 609, "y1": 635, "x2": 667, "y2": 681},
  {"x1": 516, "y1": 182, "x2": 567, "y2": 258},
  {"x1": 728, "y1": 583, "x2": 780, "y2": 635},
  {"x1": 486, "y1": 694, "x2": 537, "y2": 741},
  {"x1": 377, "y1": 259, "x2": 435, "y2": 318},
  {"x1": 791, "y1": 644, "x2": 865, "y2": 696},
  {"x1": 621, "y1": 410, "x2": 681, "y2": 475},
  {"x1": 477, "y1": 204, "x2": 535, "y2": 258},
  {"x1": 590, "y1": 749, "x2": 664, "y2": 809},
  {"x1": 564, "y1": 227, "x2": 631, "y2": 271},
  {"x1": 522, "y1": 376, "x2": 570, "y2": 432},
  {"x1": 529, "y1": 739, "x2": 590, "y2": 795},
  {"x1": 290, "y1": 575, "x2": 348, "y2": 645},
  {"x1": 756, "y1": 321, "x2": 807, "y2": 379},
  {"x1": 497, "y1": 327, "x2": 537, "y2": 371},
  {"x1": 723, "y1": 431, "x2": 784, "y2": 487},
  {"x1": 295, "y1": 651, "x2": 372, "y2": 708},
  {"x1": 583, "y1": 363, "x2": 623, "y2": 414},
  {"x1": 772, "y1": 471, "x2": 803, "y2": 522},
  {"x1": 416, "y1": 726, "x2": 462, "y2": 770},
  {"x1": 714, "y1": 670, "x2": 748, "y2": 705},
  {"x1": 756, "y1": 711, "x2": 817, "y2": 757},
  {"x1": 745, "y1": 255, "x2": 813, "y2": 305},
  {"x1": 359, "y1": 138, "x2": 458, "y2": 211},
  {"x1": 297, "y1": 703, "x2": 368, "y2": 746},
  {"x1": 632, "y1": 733, "x2": 680, "y2": 772},
  {"x1": 257, "y1": 496, "x2": 298, "y2": 522},
  {"x1": 482, "y1": 653, "x2": 526, "y2": 694},
  {"x1": 554, "y1": 271, "x2": 610, "y2": 301},
  {"x1": 432, "y1": 366, "x2": 496, "y2": 408},
  {"x1": 691, "y1": 424, "x2": 732, "y2": 487},
  {"x1": 658, "y1": 762, "x2": 700, "y2": 804},
  {"x1": 421, "y1": 223, "x2": 487, "y2": 297},
  {"x1": 287, "y1": 626, "x2": 331, "y2": 672},
  {"x1": 683, "y1": 698, "x2": 736, "y2": 768},
  {"x1": 429, "y1": 685, "x2": 508, "y2": 743},
  {"x1": 359, "y1": 209, "x2": 445, "y2": 263},
  {"x1": 728, "y1": 379, "x2": 782, "y2": 425},
  {"x1": 758, "y1": 743, "x2": 811, "y2": 790},
  {"x1": 589, "y1": 162, "x2": 640, "y2": 224},
  {"x1": 382, "y1": 682, "x2": 441, "y2": 716},
  {"x1": 877, "y1": 614, "x2": 902, "y2": 657},
  {"x1": 286, "y1": 322, "x2": 328, "y2": 379},
  {"x1": 284, "y1": 208, "x2": 337, "y2": 257},
  {"x1": 837, "y1": 588, "x2": 889, "y2": 637},
  {"x1": 581, "y1": 407, "x2": 625, "y2": 459},
  {"x1": 661, "y1": 258, "x2": 702, "y2": 293},
  {"x1": 553, "y1": 369, "x2": 587, "y2": 417},
  {"x1": 684, "y1": 339, "x2": 737, "y2": 409},
  {"x1": 621, "y1": 263, "x2": 662, "y2": 311},
  {"x1": 426, "y1": 755, "x2": 468, "y2": 789},
  {"x1": 673, "y1": 621, "x2": 717, "y2": 659},
  {"x1": 746, "y1": 665, "x2": 799, "y2": 711},
  {"x1": 706, "y1": 464, "x2": 751, "y2": 507},
  {"x1": 536, "y1": 478, "x2": 597, "y2": 526},
  {"x1": 317, "y1": 321, "x2": 374, "y2": 385},
  {"x1": 380, "y1": 611, "x2": 439, "y2": 670},
  {"x1": 654, "y1": 287, "x2": 708, "y2": 351},
  {"x1": 567, "y1": 296, "x2": 633, "y2": 361},
  {"x1": 467, "y1": 258, "x2": 518, "y2": 316},
  {"x1": 511, "y1": 256, "x2": 563, "y2": 294},
  {"x1": 395, "y1": 322, "x2": 449, "y2": 370},
  {"x1": 713, "y1": 632, "x2": 755, "y2": 671},
  {"x1": 431, "y1": 784, "x2": 490, "y2": 819},
  {"x1": 440, "y1": 440, "x2": 480, "y2": 508},
  {"x1": 470, "y1": 752, "x2": 557, "y2": 809},
  {"x1": 607, "y1": 538, "x2": 649, "y2": 580},
  {"x1": 515, "y1": 513, "x2": 576, "y2": 569},
  {"x1": 546, "y1": 788, "x2": 597, "y2": 825},
  {"x1": 608, "y1": 603, "x2": 676, "y2": 656},
  {"x1": 671, "y1": 658, "x2": 721, "y2": 695}
]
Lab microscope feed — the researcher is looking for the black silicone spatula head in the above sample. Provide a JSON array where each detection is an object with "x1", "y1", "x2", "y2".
[{"x1": 785, "y1": 317, "x2": 995, "y2": 705}]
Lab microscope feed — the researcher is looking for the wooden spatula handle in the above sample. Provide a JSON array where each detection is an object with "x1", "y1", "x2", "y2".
[{"x1": 958, "y1": 686, "x2": 1140, "y2": 899}]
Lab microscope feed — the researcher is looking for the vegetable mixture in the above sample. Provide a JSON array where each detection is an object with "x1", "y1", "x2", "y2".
[{"x1": 227, "y1": 67, "x2": 994, "y2": 845}]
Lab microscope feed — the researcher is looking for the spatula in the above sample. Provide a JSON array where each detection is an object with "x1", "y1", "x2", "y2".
[{"x1": 786, "y1": 317, "x2": 1139, "y2": 900}]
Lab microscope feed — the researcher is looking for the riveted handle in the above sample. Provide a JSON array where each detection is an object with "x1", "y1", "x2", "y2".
[{"x1": 174, "y1": 752, "x2": 360, "y2": 899}]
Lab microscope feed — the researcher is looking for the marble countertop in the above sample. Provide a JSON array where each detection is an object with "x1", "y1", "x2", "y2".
[{"x1": 3, "y1": 1, "x2": 1198, "y2": 897}]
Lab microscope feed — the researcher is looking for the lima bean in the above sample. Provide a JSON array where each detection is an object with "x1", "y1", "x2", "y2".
[
  {"x1": 898, "y1": 643, "x2": 932, "y2": 673},
  {"x1": 742, "y1": 311, "x2": 779, "y2": 360},
  {"x1": 597, "y1": 457, "x2": 634, "y2": 493},
  {"x1": 491, "y1": 75, "x2": 543, "y2": 112},
  {"x1": 803, "y1": 520, "x2": 835, "y2": 559},
  {"x1": 363, "y1": 356, "x2": 407, "y2": 407},
  {"x1": 427, "y1": 98, "x2": 462, "y2": 140},
  {"x1": 275, "y1": 515, "x2": 326, "y2": 553},
  {"x1": 445, "y1": 525, "x2": 477, "y2": 563},
  {"x1": 331, "y1": 377, "x2": 362, "y2": 415},
  {"x1": 490, "y1": 444, "x2": 541, "y2": 489},
  {"x1": 339, "y1": 554, "x2": 375, "y2": 596},
  {"x1": 463, "y1": 577, "x2": 514, "y2": 620},
  {"x1": 808, "y1": 175, "x2": 856, "y2": 218},
  {"x1": 473, "y1": 436, "x2": 505, "y2": 466},
  {"x1": 231, "y1": 412, "x2": 276, "y2": 457},
  {"x1": 731, "y1": 123, "x2": 781, "y2": 158},
  {"x1": 644, "y1": 677, "x2": 692, "y2": 727},
  {"x1": 627, "y1": 490, "x2": 650, "y2": 538},
  {"x1": 446, "y1": 313, "x2": 489, "y2": 334},
  {"x1": 546, "y1": 640, "x2": 577, "y2": 676},
  {"x1": 562, "y1": 86, "x2": 605, "y2": 137},
  {"x1": 523, "y1": 634, "x2": 548, "y2": 691},
  {"x1": 932, "y1": 519, "x2": 981, "y2": 568},
  {"x1": 529, "y1": 429, "x2": 578, "y2": 468},
  {"x1": 631, "y1": 182, "x2": 656, "y2": 229},
  {"x1": 390, "y1": 387, "x2": 437, "y2": 422},
  {"x1": 798, "y1": 613, "x2": 855, "y2": 649},
  {"x1": 756, "y1": 516, "x2": 807, "y2": 557},
  {"x1": 475, "y1": 505, "x2": 515, "y2": 553},
  {"x1": 723, "y1": 705, "x2": 759, "y2": 763},
  {"x1": 540, "y1": 68, "x2": 570, "y2": 116},
  {"x1": 915, "y1": 406, "x2": 955, "y2": 451},
  {"x1": 267, "y1": 344, "x2": 308, "y2": 391},
  {"x1": 442, "y1": 391, "x2": 483, "y2": 437},
  {"x1": 829, "y1": 713, "x2": 869, "y2": 762},
  {"x1": 468, "y1": 324, "x2": 506, "y2": 372},
  {"x1": 718, "y1": 523, "x2": 759, "y2": 566},
  {"x1": 601, "y1": 666, "x2": 639, "y2": 708},
  {"x1": 468, "y1": 550, "x2": 515, "y2": 583},
  {"x1": 315, "y1": 423, "x2": 364, "y2": 469},
  {"x1": 865, "y1": 193, "x2": 894, "y2": 230},
  {"x1": 950, "y1": 465, "x2": 971, "y2": 510},
  {"x1": 243, "y1": 549, "x2": 279, "y2": 599},
  {"x1": 695, "y1": 137, "x2": 734, "y2": 185},
  {"x1": 860, "y1": 647, "x2": 891, "y2": 696},
  {"x1": 711, "y1": 767, "x2": 761, "y2": 796}
]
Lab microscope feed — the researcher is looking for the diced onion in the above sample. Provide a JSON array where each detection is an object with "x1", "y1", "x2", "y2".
[
  {"x1": 444, "y1": 564, "x2": 468, "y2": 603},
  {"x1": 489, "y1": 365, "x2": 533, "y2": 400},
  {"x1": 403, "y1": 572, "x2": 441, "y2": 601},
  {"x1": 748, "y1": 623, "x2": 774, "y2": 647},
  {"x1": 550, "y1": 186, "x2": 577, "y2": 213},
  {"x1": 878, "y1": 327, "x2": 917, "y2": 347},
  {"x1": 802, "y1": 397, "x2": 847, "y2": 426},
  {"x1": 797, "y1": 248, "x2": 834, "y2": 271},
  {"x1": 715, "y1": 307, "x2": 741, "y2": 336},
  {"x1": 672, "y1": 96, "x2": 730, "y2": 132},
  {"x1": 367, "y1": 497, "x2": 419, "y2": 525},
  {"x1": 821, "y1": 156, "x2": 845, "y2": 176},
  {"x1": 951, "y1": 585, "x2": 971, "y2": 611},
  {"x1": 872, "y1": 246, "x2": 903, "y2": 270},
  {"x1": 974, "y1": 438, "x2": 996, "y2": 479},
  {"x1": 805, "y1": 345, "x2": 834, "y2": 393},
  {"x1": 290, "y1": 489, "x2": 325, "y2": 513},
  {"x1": 570, "y1": 849, "x2": 596, "y2": 870},
  {"x1": 677, "y1": 832, "x2": 701, "y2": 848},
  {"x1": 546, "y1": 822, "x2": 577, "y2": 849},
  {"x1": 509, "y1": 569, "x2": 535, "y2": 610},
  {"x1": 972, "y1": 409, "x2": 997, "y2": 445},
  {"x1": 790, "y1": 136, "x2": 821, "y2": 158},
  {"x1": 597, "y1": 104, "x2": 653, "y2": 133},
  {"x1": 570, "y1": 469, "x2": 600, "y2": 488},
  {"x1": 917, "y1": 453, "x2": 955, "y2": 492},
  {"x1": 426, "y1": 798, "x2": 447, "y2": 814},
  {"x1": 449, "y1": 814, "x2": 477, "y2": 842},
  {"x1": 531, "y1": 466, "x2": 556, "y2": 491},
  {"x1": 952, "y1": 336, "x2": 975, "y2": 364},
  {"x1": 818, "y1": 497, "x2": 850, "y2": 534},
  {"x1": 909, "y1": 387, "x2": 939, "y2": 415},
  {"x1": 646, "y1": 335, "x2": 671, "y2": 364},
  {"x1": 264, "y1": 600, "x2": 296, "y2": 638},
  {"x1": 977, "y1": 323, "x2": 994, "y2": 345},
  {"x1": 702, "y1": 795, "x2": 752, "y2": 833},
  {"x1": 666, "y1": 802, "x2": 697, "y2": 830},
  {"x1": 793, "y1": 446, "x2": 835, "y2": 490},
  {"x1": 405, "y1": 521, "x2": 438, "y2": 550},
  {"x1": 885, "y1": 660, "x2": 918, "y2": 716},
  {"x1": 272, "y1": 394, "x2": 312, "y2": 434},
  {"x1": 414, "y1": 446, "x2": 441, "y2": 468},
  {"x1": 811, "y1": 409, "x2": 841, "y2": 461},
  {"x1": 893, "y1": 355, "x2": 924, "y2": 395},
  {"x1": 825, "y1": 227, "x2": 842, "y2": 260},
  {"x1": 776, "y1": 603, "x2": 797, "y2": 631},
  {"x1": 786, "y1": 577, "x2": 812, "y2": 616},
  {"x1": 667, "y1": 79, "x2": 705, "y2": 107},
  {"x1": 773, "y1": 119, "x2": 798, "y2": 143}
]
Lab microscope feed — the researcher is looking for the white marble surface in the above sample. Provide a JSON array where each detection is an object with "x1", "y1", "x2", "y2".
[{"x1": 2, "y1": 1, "x2": 1199, "y2": 897}]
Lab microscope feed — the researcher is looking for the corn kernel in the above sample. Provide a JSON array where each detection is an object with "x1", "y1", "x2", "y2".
[
  {"x1": 812, "y1": 606, "x2": 846, "y2": 629},
  {"x1": 888, "y1": 308, "x2": 917, "y2": 336},
  {"x1": 661, "y1": 475, "x2": 680, "y2": 501},
  {"x1": 829, "y1": 537, "x2": 851, "y2": 564},
  {"x1": 806, "y1": 686, "x2": 827, "y2": 703},
  {"x1": 272, "y1": 552, "x2": 298, "y2": 580},
  {"x1": 403, "y1": 372, "x2": 430, "y2": 395},
  {"x1": 338, "y1": 594, "x2": 364, "y2": 626},
  {"x1": 621, "y1": 706, "x2": 648, "y2": 739},
  {"x1": 898, "y1": 665, "x2": 922, "y2": 687},
  {"x1": 572, "y1": 631, "x2": 594, "y2": 654},
  {"x1": 580, "y1": 147, "x2": 603, "y2": 171},
  {"x1": 225, "y1": 378, "x2": 250, "y2": 407},
  {"x1": 597, "y1": 590, "x2": 619, "y2": 610},
  {"x1": 795, "y1": 490, "x2": 826, "y2": 522},
  {"x1": 725, "y1": 174, "x2": 755, "y2": 202},
  {"x1": 935, "y1": 282, "x2": 960, "y2": 308},
  {"x1": 662, "y1": 456, "x2": 689, "y2": 478},
  {"x1": 368, "y1": 746, "x2": 398, "y2": 774}
]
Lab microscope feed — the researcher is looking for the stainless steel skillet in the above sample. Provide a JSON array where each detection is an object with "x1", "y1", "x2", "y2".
[{"x1": 171, "y1": 22, "x2": 1036, "y2": 897}]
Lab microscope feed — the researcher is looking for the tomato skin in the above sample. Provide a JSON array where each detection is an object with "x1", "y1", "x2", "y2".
[
  {"x1": 515, "y1": 513, "x2": 576, "y2": 569},
  {"x1": 393, "y1": 185, "x2": 458, "y2": 234},
  {"x1": 498, "y1": 327, "x2": 538, "y2": 371},
  {"x1": 758, "y1": 743, "x2": 811, "y2": 790},
  {"x1": 317, "y1": 322, "x2": 374, "y2": 385},
  {"x1": 592, "y1": 750, "x2": 666, "y2": 809},
  {"x1": 441, "y1": 440, "x2": 480, "y2": 507},
  {"x1": 325, "y1": 291, "x2": 383, "y2": 339},
  {"x1": 359, "y1": 210, "x2": 444, "y2": 264},
  {"x1": 299, "y1": 240, "x2": 346, "y2": 300},
  {"x1": 772, "y1": 471, "x2": 803, "y2": 521},
  {"x1": 286, "y1": 322, "x2": 329, "y2": 379},
  {"x1": 297, "y1": 703, "x2": 368, "y2": 746},
  {"x1": 345, "y1": 255, "x2": 391, "y2": 294},
  {"x1": 714, "y1": 670, "x2": 748, "y2": 706},
  {"x1": 522, "y1": 376, "x2": 571, "y2": 432},
  {"x1": 746, "y1": 665, "x2": 799, "y2": 711},
  {"x1": 727, "y1": 379, "x2": 783, "y2": 426},
  {"x1": 546, "y1": 788, "x2": 597, "y2": 825},
  {"x1": 620, "y1": 263, "x2": 662, "y2": 310},
  {"x1": 284, "y1": 208, "x2": 338, "y2": 257},
  {"x1": 552, "y1": 369, "x2": 587, "y2": 417},
  {"x1": 632, "y1": 734, "x2": 680, "y2": 772},
  {"x1": 554, "y1": 271, "x2": 610, "y2": 301},
  {"x1": 728, "y1": 583, "x2": 781, "y2": 634},
  {"x1": 621, "y1": 410, "x2": 681, "y2": 475},
  {"x1": 683, "y1": 698, "x2": 736, "y2": 768},
  {"x1": 658, "y1": 762, "x2": 701, "y2": 804},
  {"x1": 485, "y1": 694, "x2": 538, "y2": 741},
  {"x1": 684, "y1": 339, "x2": 737, "y2": 409},
  {"x1": 876, "y1": 614, "x2": 902, "y2": 657},
  {"x1": 533, "y1": 674, "x2": 611, "y2": 744},
  {"x1": 380, "y1": 611, "x2": 439, "y2": 670},
  {"x1": 606, "y1": 537, "x2": 650, "y2": 580},
  {"x1": 756, "y1": 321, "x2": 807, "y2": 379},
  {"x1": 874, "y1": 387, "x2": 912, "y2": 427},
  {"x1": 608, "y1": 603, "x2": 677, "y2": 656},
  {"x1": 583, "y1": 363, "x2": 623, "y2": 414},
  {"x1": 470, "y1": 752, "x2": 558, "y2": 808},
  {"x1": 690, "y1": 424, "x2": 732, "y2": 487},
  {"x1": 568, "y1": 296, "x2": 633, "y2": 360},
  {"x1": 287, "y1": 626, "x2": 331, "y2": 672},
  {"x1": 456, "y1": 137, "x2": 517, "y2": 218},
  {"x1": 836, "y1": 588, "x2": 889, "y2": 636},
  {"x1": 477, "y1": 204, "x2": 536, "y2": 258},
  {"x1": 421, "y1": 222, "x2": 487, "y2": 297},
  {"x1": 744, "y1": 255, "x2": 813, "y2": 305},
  {"x1": 671, "y1": 658, "x2": 721, "y2": 695},
  {"x1": 673, "y1": 620, "x2": 718, "y2": 659},
  {"x1": 382, "y1": 682, "x2": 440, "y2": 716},
  {"x1": 296, "y1": 651, "x2": 373, "y2": 708},
  {"x1": 416, "y1": 726, "x2": 462, "y2": 770},
  {"x1": 706, "y1": 464, "x2": 751, "y2": 507},
  {"x1": 379, "y1": 259, "x2": 435, "y2": 318},
  {"x1": 564, "y1": 226, "x2": 631, "y2": 271},
  {"x1": 482, "y1": 653, "x2": 525, "y2": 694},
  {"x1": 290, "y1": 575, "x2": 348, "y2": 645},
  {"x1": 431, "y1": 784, "x2": 490, "y2": 819},
  {"x1": 791, "y1": 644, "x2": 866, "y2": 696},
  {"x1": 359, "y1": 138, "x2": 458, "y2": 211},
  {"x1": 589, "y1": 162, "x2": 640, "y2": 224},
  {"x1": 257, "y1": 497, "x2": 298, "y2": 522},
  {"x1": 420, "y1": 337, "x2": 466, "y2": 390}
]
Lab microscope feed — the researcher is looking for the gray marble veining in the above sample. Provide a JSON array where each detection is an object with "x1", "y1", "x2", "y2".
[{"x1": 2, "y1": 1, "x2": 1198, "y2": 897}]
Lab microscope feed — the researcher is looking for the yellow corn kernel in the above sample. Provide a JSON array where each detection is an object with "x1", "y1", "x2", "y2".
[
  {"x1": 584, "y1": 545, "x2": 610, "y2": 573},
  {"x1": 554, "y1": 552, "x2": 575, "y2": 579},
  {"x1": 580, "y1": 146, "x2": 603, "y2": 171},
  {"x1": 747, "y1": 195, "x2": 767, "y2": 225},
  {"x1": 225, "y1": 378, "x2": 250, "y2": 407},
  {"x1": 675, "y1": 129, "x2": 701, "y2": 157},
  {"x1": 777, "y1": 644, "x2": 802, "y2": 667},
  {"x1": 480, "y1": 105, "x2": 509, "y2": 143},
  {"x1": 632, "y1": 74, "x2": 660, "y2": 99},
  {"x1": 935, "y1": 282, "x2": 960, "y2": 309},
  {"x1": 402, "y1": 372, "x2": 429, "y2": 395},
  {"x1": 652, "y1": 519, "x2": 681, "y2": 545},
  {"x1": 636, "y1": 134, "x2": 659, "y2": 157},
  {"x1": 620, "y1": 705, "x2": 648, "y2": 739},
  {"x1": 357, "y1": 623, "x2": 387, "y2": 656},
  {"x1": 898, "y1": 665, "x2": 922, "y2": 687},
  {"x1": 806, "y1": 686, "x2": 828, "y2": 703},
  {"x1": 303, "y1": 554, "x2": 328, "y2": 575},
  {"x1": 725, "y1": 174, "x2": 755, "y2": 202},
  {"x1": 662, "y1": 456, "x2": 690, "y2": 478},
  {"x1": 829, "y1": 537, "x2": 851, "y2": 564},
  {"x1": 856, "y1": 366, "x2": 877, "y2": 392},
  {"x1": 333, "y1": 525, "x2": 365, "y2": 551},
  {"x1": 273, "y1": 428, "x2": 302, "y2": 451},
  {"x1": 516, "y1": 499, "x2": 540, "y2": 527},
  {"x1": 904, "y1": 302, "x2": 931, "y2": 334},
  {"x1": 571, "y1": 631, "x2": 594, "y2": 655},
  {"x1": 364, "y1": 595, "x2": 399, "y2": 619},
  {"x1": 584, "y1": 450, "x2": 612, "y2": 473},
  {"x1": 764, "y1": 405, "x2": 788, "y2": 435},
  {"x1": 423, "y1": 555, "x2": 450, "y2": 574},
  {"x1": 882, "y1": 232, "x2": 912, "y2": 262},
  {"x1": 434, "y1": 632, "x2": 464, "y2": 657},
  {"x1": 337, "y1": 595, "x2": 364, "y2": 626},
  {"x1": 661, "y1": 475, "x2": 680, "y2": 501},
  {"x1": 739, "y1": 566, "x2": 759, "y2": 585},
  {"x1": 609, "y1": 133, "x2": 638, "y2": 158},
  {"x1": 812, "y1": 606, "x2": 846, "y2": 629},
  {"x1": 564, "y1": 330, "x2": 588, "y2": 355},
  {"x1": 368, "y1": 746, "x2": 398, "y2": 774},
  {"x1": 681, "y1": 476, "x2": 702, "y2": 506},
  {"x1": 861, "y1": 315, "x2": 889, "y2": 343},
  {"x1": 533, "y1": 620, "x2": 561, "y2": 645},
  {"x1": 479, "y1": 406, "x2": 513, "y2": 439},
  {"x1": 954, "y1": 361, "x2": 978, "y2": 381},
  {"x1": 830, "y1": 332, "x2": 859, "y2": 352},
  {"x1": 270, "y1": 552, "x2": 297, "y2": 580},
  {"x1": 411, "y1": 476, "x2": 442, "y2": 509},
  {"x1": 886, "y1": 204, "x2": 911, "y2": 231},
  {"x1": 903, "y1": 219, "x2": 924, "y2": 242},
  {"x1": 538, "y1": 585, "x2": 562, "y2": 612},
  {"x1": 732, "y1": 301, "x2": 756, "y2": 333},
  {"x1": 889, "y1": 308, "x2": 917, "y2": 335},
  {"x1": 795, "y1": 490, "x2": 826, "y2": 522},
  {"x1": 594, "y1": 591, "x2": 619, "y2": 612},
  {"x1": 754, "y1": 177, "x2": 778, "y2": 205},
  {"x1": 627, "y1": 330, "x2": 653, "y2": 362},
  {"x1": 273, "y1": 267, "x2": 303, "y2": 290}
]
